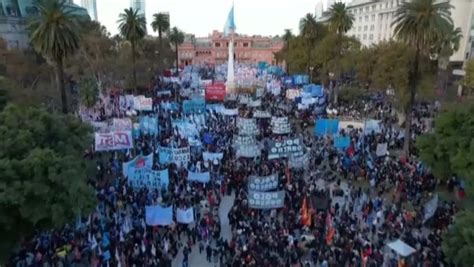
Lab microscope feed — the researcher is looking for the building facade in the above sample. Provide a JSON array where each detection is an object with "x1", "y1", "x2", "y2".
[
  {"x1": 130, "y1": 0, "x2": 145, "y2": 16},
  {"x1": 0, "y1": 0, "x2": 89, "y2": 49},
  {"x1": 177, "y1": 30, "x2": 284, "y2": 66},
  {"x1": 333, "y1": 0, "x2": 474, "y2": 64},
  {"x1": 81, "y1": 0, "x2": 97, "y2": 21}
]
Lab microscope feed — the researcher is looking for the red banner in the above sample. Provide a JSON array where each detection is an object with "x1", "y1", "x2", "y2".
[{"x1": 205, "y1": 83, "x2": 226, "y2": 101}]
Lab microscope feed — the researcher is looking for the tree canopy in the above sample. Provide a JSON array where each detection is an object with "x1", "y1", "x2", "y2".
[
  {"x1": 442, "y1": 211, "x2": 474, "y2": 267},
  {"x1": 417, "y1": 102, "x2": 474, "y2": 187},
  {"x1": 0, "y1": 105, "x2": 96, "y2": 260}
]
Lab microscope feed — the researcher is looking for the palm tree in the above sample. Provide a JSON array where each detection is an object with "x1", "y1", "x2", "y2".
[
  {"x1": 433, "y1": 24, "x2": 462, "y2": 93},
  {"x1": 169, "y1": 27, "x2": 184, "y2": 75},
  {"x1": 392, "y1": 0, "x2": 453, "y2": 154},
  {"x1": 282, "y1": 29, "x2": 293, "y2": 73},
  {"x1": 328, "y1": 2, "x2": 354, "y2": 103},
  {"x1": 118, "y1": 8, "x2": 146, "y2": 90},
  {"x1": 299, "y1": 13, "x2": 323, "y2": 77},
  {"x1": 151, "y1": 13, "x2": 170, "y2": 47},
  {"x1": 28, "y1": 0, "x2": 81, "y2": 113}
]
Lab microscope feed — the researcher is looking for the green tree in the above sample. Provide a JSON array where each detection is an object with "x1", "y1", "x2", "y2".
[
  {"x1": 151, "y1": 13, "x2": 170, "y2": 48},
  {"x1": 442, "y1": 211, "x2": 474, "y2": 267},
  {"x1": 432, "y1": 24, "x2": 462, "y2": 92},
  {"x1": 79, "y1": 77, "x2": 98, "y2": 108},
  {"x1": 392, "y1": 0, "x2": 453, "y2": 154},
  {"x1": 299, "y1": 13, "x2": 325, "y2": 75},
  {"x1": 28, "y1": 0, "x2": 81, "y2": 113},
  {"x1": 327, "y1": 2, "x2": 354, "y2": 103},
  {"x1": 282, "y1": 29, "x2": 294, "y2": 73},
  {"x1": 462, "y1": 59, "x2": 474, "y2": 94},
  {"x1": 354, "y1": 46, "x2": 377, "y2": 89},
  {"x1": 118, "y1": 8, "x2": 147, "y2": 90},
  {"x1": 417, "y1": 102, "x2": 474, "y2": 187},
  {"x1": 0, "y1": 104, "x2": 96, "y2": 260},
  {"x1": 169, "y1": 27, "x2": 185, "y2": 75}
]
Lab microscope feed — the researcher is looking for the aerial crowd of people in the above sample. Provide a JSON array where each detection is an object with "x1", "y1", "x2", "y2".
[{"x1": 9, "y1": 64, "x2": 463, "y2": 267}]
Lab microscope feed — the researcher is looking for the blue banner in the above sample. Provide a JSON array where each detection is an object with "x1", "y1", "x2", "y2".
[
  {"x1": 283, "y1": 76, "x2": 293, "y2": 85},
  {"x1": 160, "y1": 102, "x2": 179, "y2": 111},
  {"x1": 293, "y1": 75, "x2": 309, "y2": 85},
  {"x1": 303, "y1": 84, "x2": 324, "y2": 97},
  {"x1": 122, "y1": 154, "x2": 154, "y2": 178},
  {"x1": 145, "y1": 205, "x2": 173, "y2": 226},
  {"x1": 139, "y1": 116, "x2": 159, "y2": 136},
  {"x1": 314, "y1": 119, "x2": 339, "y2": 136},
  {"x1": 187, "y1": 171, "x2": 211, "y2": 183},
  {"x1": 182, "y1": 98, "x2": 206, "y2": 114},
  {"x1": 334, "y1": 136, "x2": 350, "y2": 149}
]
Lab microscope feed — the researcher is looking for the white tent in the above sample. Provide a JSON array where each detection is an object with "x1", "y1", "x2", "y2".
[{"x1": 387, "y1": 239, "x2": 416, "y2": 257}]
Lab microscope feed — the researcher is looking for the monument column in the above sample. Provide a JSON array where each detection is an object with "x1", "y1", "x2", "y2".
[{"x1": 226, "y1": 31, "x2": 236, "y2": 93}]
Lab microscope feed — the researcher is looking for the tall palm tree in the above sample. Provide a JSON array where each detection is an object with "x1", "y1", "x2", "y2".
[
  {"x1": 328, "y1": 2, "x2": 354, "y2": 103},
  {"x1": 282, "y1": 29, "x2": 293, "y2": 73},
  {"x1": 151, "y1": 13, "x2": 170, "y2": 47},
  {"x1": 28, "y1": 0, "x2": 81, "y2": 113},
  {"x1": 433, "y1": 24, "x2": 462, "y2": 92},
  {"x1": 169, "y1": 27, "x2": 184, "y2": 75},
  {"x1": 392, "y1": 0, "x2": 453, "y2": 154},
  {"x1": 117, "y1": 8, "x2": 146, "y2": 90},
  {"x1": 299, "y1": 13, "x2": 323, "y2": 76}
]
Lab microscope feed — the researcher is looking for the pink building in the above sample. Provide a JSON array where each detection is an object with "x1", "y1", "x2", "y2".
[{"x1": 177, "y1": 30, "x2": 284, "y2": 66}]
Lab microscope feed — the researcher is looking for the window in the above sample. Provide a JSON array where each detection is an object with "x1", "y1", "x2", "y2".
[
  {"x1": 369, "y1": 34, "x2": 373, "y2": 40},
  {"x1": 358, "y1": 26, "x2": 362, "y2": 31},
  {"x1": 354, "y1": 9, "x2": 357, "y2": 14},
  {"x1": 215, "y1": 42, "x2": 221, "y2": 47},
  {"x1": 365, "y1": 6, "x2": 369, "y2": 12},
  {"x1": 365, "y1": 15, "x2": 368, "y2": 22},
  {"x1": 243, "y1": 42, "x2": 249, "y2": 47},
  {"x1": 357, "y1": 34, "x2": 361, "y2": 39},
  {"x1": 359, "y1": 8, "x2": 363, "y2": 13},
  {"x1": 364, "y1": 25, "x2": 368, "y2": 31},
  {"x1": 363, "y1": 34, "x2": 367, "y2": 40},
  {"x1": 359, "y1": 16, "x2": 362, "y2": 22},
  {"x1": 370, "y1": 25, "x2": 374, "y2": 31},
  {"x1": 372, "y1": 4, "x2": 376, "y2": 11},
  {"x1": 372, "y1": 14, "x2": 375, "y2": 21}
]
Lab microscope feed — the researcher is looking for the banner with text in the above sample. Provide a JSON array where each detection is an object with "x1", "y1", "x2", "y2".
[
  {"x1": 202, "y1": 152, "x2": 224, "y2": 162},
  {"x1": 205, "y1": 83, "x2": 226, "y2": 101},
  {"x1": 248, "y1": 174, "x2": 279, "y2": 192},
  {"x1": 145, "y1": 205, "x2": 173, "y2": 226},
  {"x1": 248, "y1": 191, "x2": 285, "y2": 209},
  {"x1": 182, "y1": 98, "x2": 206, "y2": 114},
  {"x1": 253, "y1": 110, "x2": 272, "y2": 119},
  {"x1": 271, "y1": 117, "x2": 291, "y2": 134},
  {"x1": 139, "y1": 116, "x2": 159, "y2": 136},
  {"x1": 112, "y1": 118, "x2": 132, "y2": 131},
  {"x1": 237, "y1": 118, "x2": 259, "y2": 136},
  {"x1": 177, "y1": 208, "x2": 195, "y2": 224},
  {"x1": 134, "y1": 95, "x2": 153, "y2": 111},
  {"x1": 187, "y1": 171, "x2": 211, "y2": 183},
  {"x1": 158, "y1": 147, "x2": 191, "y2": 167},
  {"x1": 268, "y1": 137, "x2": 304, "y2": 159},
  {"x1": 95, "y1": 131, "x2": 133, "y2": 151}
]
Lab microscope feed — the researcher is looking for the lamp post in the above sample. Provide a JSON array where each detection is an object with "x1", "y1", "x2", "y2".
[
  {"x1": 329, "y1": 72, "x2": 335, "y2": 103},
  {"x1": 309, "y1": 66, "x2": 314, "y2": 83}
]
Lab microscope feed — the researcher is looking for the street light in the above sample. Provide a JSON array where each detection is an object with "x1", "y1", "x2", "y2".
[{"x1": 309, "y1": 66, "x2": 314, "y2": 83}]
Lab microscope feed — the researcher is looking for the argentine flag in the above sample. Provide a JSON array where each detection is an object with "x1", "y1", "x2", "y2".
[{"x1": 224, "y1": 5, "x2": 236, "y2": 36}]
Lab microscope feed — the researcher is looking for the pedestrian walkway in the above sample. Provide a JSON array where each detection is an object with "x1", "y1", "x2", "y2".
[{"x1": 173, "y1": 192, "x2": 235, "y2": 267}]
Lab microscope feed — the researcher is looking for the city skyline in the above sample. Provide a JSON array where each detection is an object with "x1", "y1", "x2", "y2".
[{"x1": 73, "y1": 0, "x2": 349, "y2": 37}]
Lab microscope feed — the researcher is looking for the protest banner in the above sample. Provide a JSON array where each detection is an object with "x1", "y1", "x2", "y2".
[
  {"x1": 423, "y1": 194, "x2": 438, "y2": 223},
  {"x1": 338, "y1": 120, "x2": 365, "y2": 130},
  {"x1": 236, "y1": 145, "x2": 261, "y2": 158},
  {"x1": 206, "y1": 104, "x2": 225, "y2": 113},
  {"x1": 133, "y1": 95, "x2": 153, "y2": 111},
  {"x1": 303, "y1": 84, "x2": 324, "y2": 97},
  {"x1": 182, "y1": 98, "x2": 206, "y2": 114},
  {"x1": 271, "y1": 117, "x2": 291, "y2": 134},
  {"x1": 293, "y1": 75, "x2": 309, "y2": 85},
  {"x1": 237, "y1": 118, "x2": 259, "y2": 136},
  {"x1": 314, "y1": 119, "x2": 340, "y2": 136},
  {"x1": 158, "y1": 146, "x2": 191, "y2": 167},
  {"x1": 248, "y1": 174, "x2": 279, "y2": 192},
  {"x1": 112, "y1": 118, "x2": 132, "y2": 131},
  {"x1": 255, "y1": 88, "x2": 264, "y2": 98},
  {"x1": 364, "y1": 119, "x2": 382, "y2": 135},
  {"x1": 139, "y1": 116, "x2": 159, "y2": 136},
  {"x1": 248, "y1": 191, "x2": 285, "y2": 209},
  {"x1": 177, "y1": 208, "x2": 195, "y2": 224},
  {"x1": 286, "y1": 89, "x2": 301, "y2": 100},
  {"x1": 172, "y1": 120, "x2": 199, "y2": 139},
  {"x1": 95, "y1": 131, "x2": 133, "y2": 151},
  {"x1": 334, "y1": 136, "x2": 350, "y2": 150},
  {"x1": 122, "y1": 153, "x2": 154, "y2": 177},
  {"x1": 127, "y1": 168, "x2": 169, "y2": 190},
  {"x1": 376, "y1": 143, "x2": 388, "y2": 157},
  {"x1": 253, "y1": 110, "x2": 272, "y2": 119},
  {"x1": 268, "y1": 137, "x2": 304, "y2": 159},
  {"x1": 202, "y1": 152, "x2": 224, "y2": 162},
  {"x1": 187, "y1": 171, "x2": 211, "y2": 183},
  {"x1": 90, "y1": 121, "x2": 108, "y2": 132},
  {"x1": 123, "y1": 95, "x2": 135, "y2": 110},
  {"x1": 233, "y1": 135, "x2": 257, "y2": 148},
  {"x1": 289, "y1": 153, "x2": 309, "y2": 169},
  {"x1": 248, "y1": 99, "x2": 261, "y2": 107},
  {"x1": 160, "y1": 102, "x2": 179, "y2": 111},
  {"x1": 222, "y1": 108, "x2": 239, "y2": 116},
  {"x1": 145, "y1": 205, "x2": 173, "y2": 226},
  {"x1": 205, "y1": 83, "x2": 226, "y2": 101}
]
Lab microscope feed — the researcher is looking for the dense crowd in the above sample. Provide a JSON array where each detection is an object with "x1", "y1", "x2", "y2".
[{"x1": 9, "y1": 64, "x2": 460, "y2": 267}]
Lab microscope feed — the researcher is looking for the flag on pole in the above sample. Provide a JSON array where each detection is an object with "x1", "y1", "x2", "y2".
[
  {"x1": 300, "y1": 196, "x2": 311, "y2": 226},
  {"x1": 223, "y1": 4, "x2": 236, "y2": 36}
]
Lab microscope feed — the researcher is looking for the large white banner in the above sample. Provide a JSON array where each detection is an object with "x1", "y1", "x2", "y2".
[
  {"x1": 289, "y1": 153, "x2": 309, "y2": 169},
  {"x1": 286, "y1": 89, "x2": 301, "y2": 100},
  {"x1": 112, "y1": 118, "x2": 132, "y2": 131},
  {"x1": 187, "y1": 171, "x2": 211, "y2": 183},
  {"x1": 268, "y1": 137, "x2": 303, "y2": 159},
  {"x1": 253, "y1": 110, "x2": 272, "y2": 119},
  {"x1": 158, "y1": 147, "x2": 190, "y2": 167},
  {"x1": 376, "y1": 143, "x2": 388, "y2": 157},
  {"x1": 202, "y1": 152, "x2": 224, "y2": 162},
  {"x1": 95, "y1": 131, "x2": 133, "y2": 151},
  {"x1": 177, "y1": 208, "x2": 195, "y2": 224},
  {"x1": 271, "y1": 117, "x2": 291, "y2": 134},
  {"x1": 237, "y1": 118, "x2": 259, "y2": 136},
  {"x1": 134, "y1": 95, "x2": 153, "y2": 111},
  {"x1": 248, "y1": 191, "x2": 285, "y2": 209},
  {"x1": 248, "y1": 174, "x2": 279, "y2": 191},
  {"x1": 236, "y1": 145, "x2": 261, "y2": 158},
  {"x1": 233, "y1": 135, "x2": 257, "y2": 148}
]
